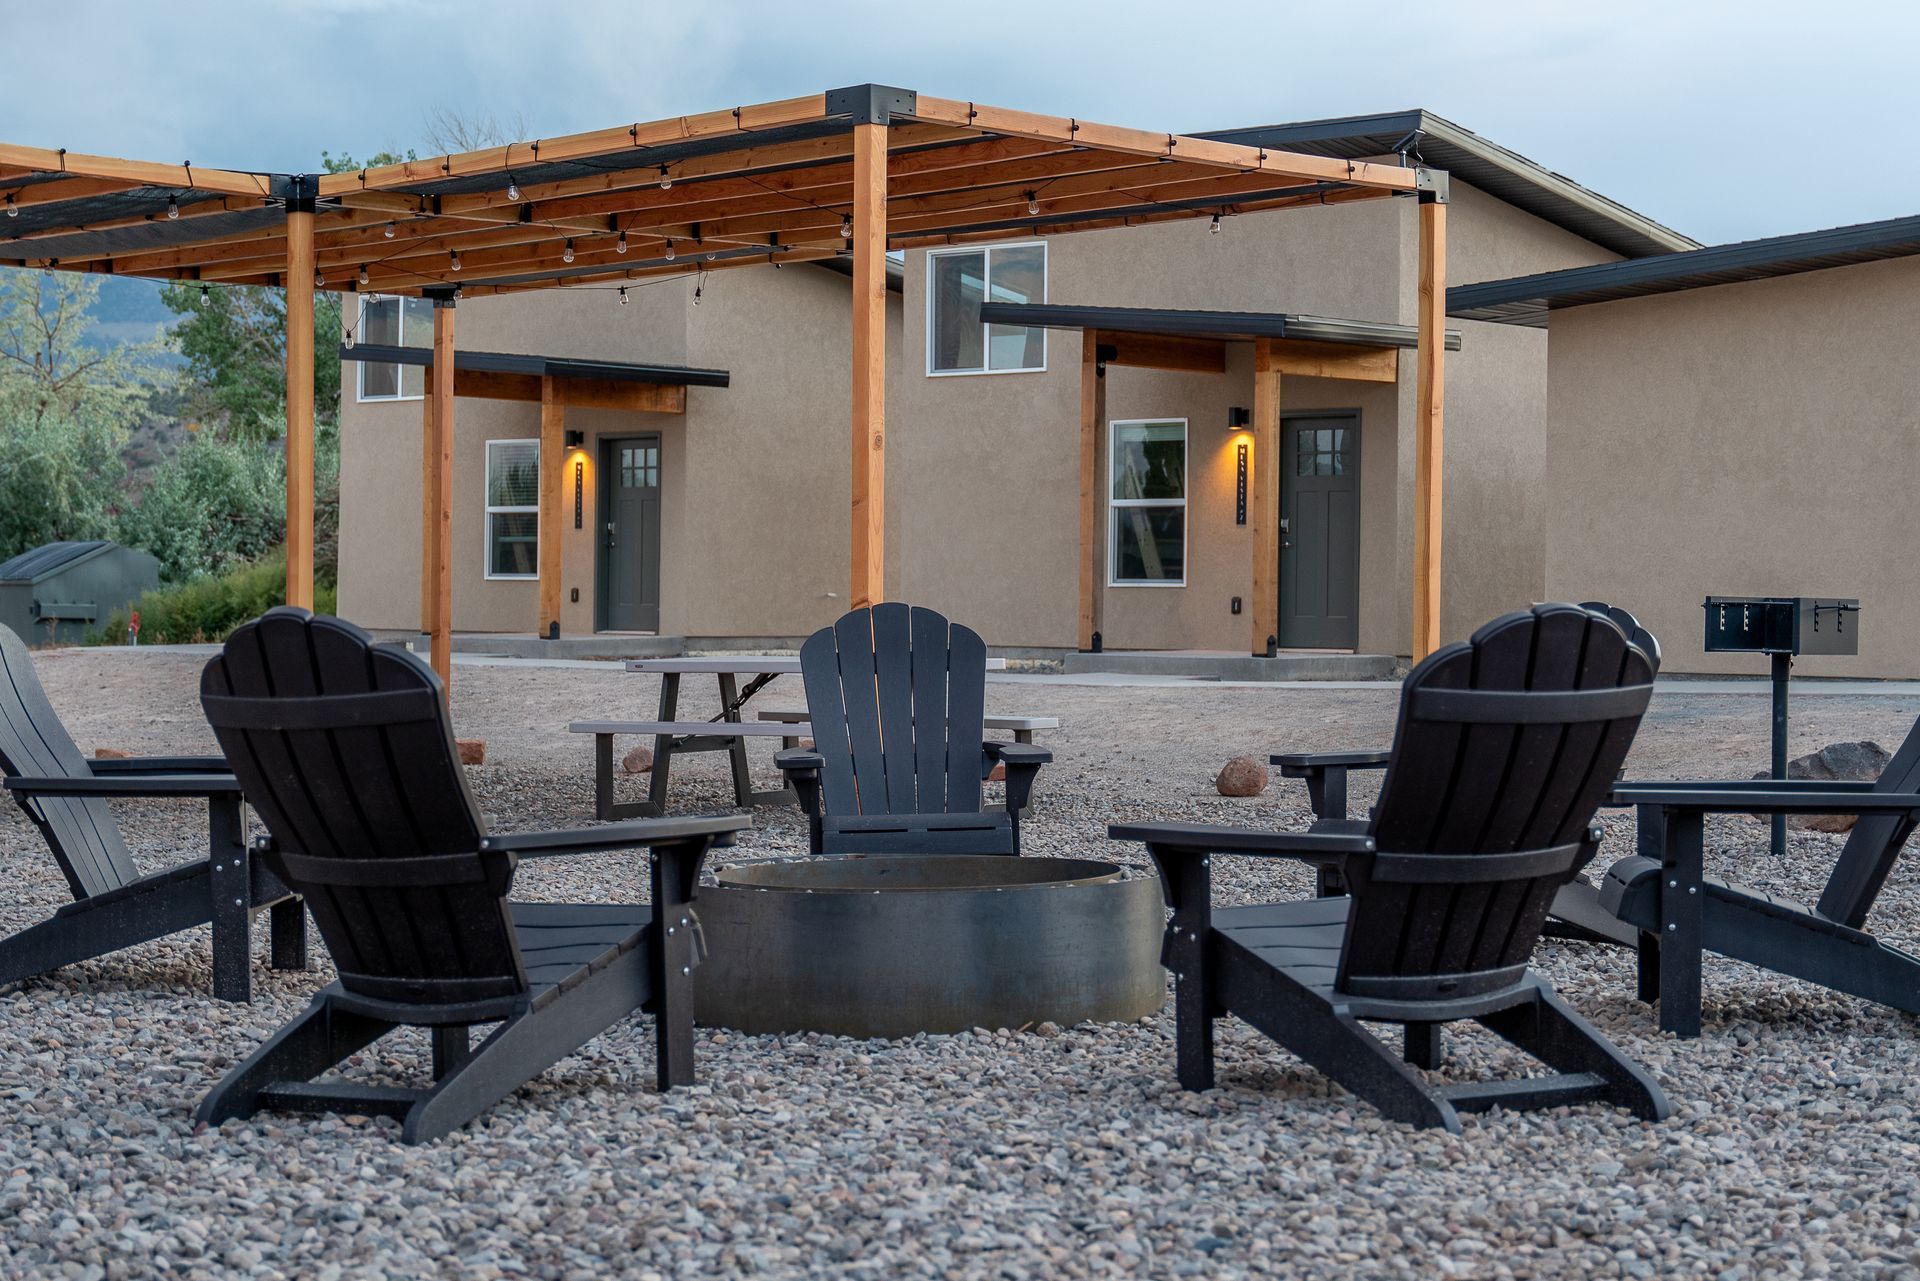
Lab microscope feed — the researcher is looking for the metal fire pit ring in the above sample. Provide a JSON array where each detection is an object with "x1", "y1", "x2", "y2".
[{"x1": 692, "y1": 855, "x2": 1166, "y2": 1038}]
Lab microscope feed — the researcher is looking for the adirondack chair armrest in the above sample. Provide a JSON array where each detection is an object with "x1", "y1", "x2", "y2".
[
  {"x1": 88, "y1": 755, "x2": 231, "y2": 775},
  {"x1": 1270, "y1": 750, "x2": 1391, "y2": 821},
  {"x1": 1609, "y1": 784, "x2": 1920, "y2": 815},
  {"x1": 481, "y1": 815, "x2": 751, "y2": 859},
  {"x1": 774, "y1": 749, "x2": 826, "y2": 820},
  {"x1": 3, "y1": 773, "x2": 244, "y2": 798},
  {"x1": 1109, "y1": 821, "x2": 1376, "y2": 864},
  {"x1": 982, "y1": 740, "x2": 1050, "y2": 811}
]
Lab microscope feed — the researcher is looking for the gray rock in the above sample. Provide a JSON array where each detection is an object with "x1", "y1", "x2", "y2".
[{"x1": 1751, "y1": 740, "x2": 1889, "y2": 831}]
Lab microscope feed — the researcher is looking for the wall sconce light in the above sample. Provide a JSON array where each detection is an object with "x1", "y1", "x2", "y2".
[
  {"x1": 564, "y1": 429, "x2": 585, "y2": 449},
  {"x1": 1235, "y1": 440, "x2": 1249, "y2": 526},
  {"x1": 1227, "y1": 406, "x2": 1251, "y2": 430}
]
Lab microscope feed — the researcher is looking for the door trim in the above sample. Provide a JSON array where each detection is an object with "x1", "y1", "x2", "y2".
[
  {"x1": 595, "y1": 433, "x2": 662, "y2": 633},
  {"x1": 1278, "y1": 409, "x2": 1361, "y2": 651}
]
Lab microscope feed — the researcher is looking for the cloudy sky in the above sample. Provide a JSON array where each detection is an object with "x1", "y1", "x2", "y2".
[{"x1": 9, "y1": 0, "x2": 1916, "y2": 245}]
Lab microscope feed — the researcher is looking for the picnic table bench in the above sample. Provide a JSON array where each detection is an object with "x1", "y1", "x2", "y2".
[{"x1": 568, "y1": 655, "x2": 1037, "y2": 820}]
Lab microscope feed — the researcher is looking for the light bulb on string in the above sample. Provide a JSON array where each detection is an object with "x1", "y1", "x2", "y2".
[
  {"x1": 450, "y1": 250, "x2": 461, "y2": 272},
  {"x1": 166, "y1": 196, "x2": 179, "y2": 220},
  {"x1": 616, "y1": 231, "x2": 628, "y2": 255},
  {"x1": 315, "y1": 270, "x2": 324, "y2": 288},
  {"x1": 358, "y1": 266, "x2": 370, "y2": 286},
  {"x1": 658, "y1": 166, "x2": 672, "y2": 190},
  {"x1": 562, "y1": 240, "x2": 575, "y2": 264},
  {"x1": 664, "y1": 240, "x2": 675, "y2": 262},
  {"x1": 344, "y1": 328, "x2": 355, "y2": 350},
  {"x1": 618, "y1": 287, "x2": 629, "y2": 305},
  {"x1": 384, "y1": 221, "x2": 396, "y2": 239},
  {"x1": 1026, "y1": 193, "x2": 1039, "y2": 216},
  {"x1": 1210, "y1": 214, "x2": 1222, "y2": 235},
  {"x1": 3, "y1": 195, "x2": 15, "y2": 218},
  {"x1": 692, "y1": 281, "x2": 702, "y2": 307},
  {"x1": 840, "y1": 216, "x2": 853, "y2": 238},
  {"x1": 199, "y1": 284, "x2": 211, "y2": 308},
  {"x1": 506, "y1": 177, "x2": 520, "y2": 201}
]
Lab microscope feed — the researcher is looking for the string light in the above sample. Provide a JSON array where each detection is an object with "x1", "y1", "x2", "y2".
[
  {"x1": 450, "y1": 250, "x2": 461, "y2": 272},
  {"x1": 664, "y1": 240, "x2": 675, "y2": 261},
  {"x1": 840, "y1": 215, "x2": 853, "y2": 238},
  {"x1": 358, "y1": 266, "x2": 370, "y2": 286},
  {"x1": 616, "y1": 231, "x2": 628, "y2": 255},
  {"x1": 1026, "y1": 193, "x2": 1039, "y2": 216},
  {"x1": 314, "y1": 270, "x2": 324, "y2": 288},
  {"x1": 618, "y1": 286, "x2": 629, "y2": 305},
  {"x1": 658, "y1": 165, "x2": 672, "y2": 190},
  {"x1": 562, "y1": 239, "x2": 575, "y2": 264},
  {"x1": 4, "y1": 195, "x2": 15, "y2": 218},
  {"x1": 1210, "y1": 213, "x2": 1222, "y2": 235},
  {"x1": 199, "y1": 284, "x2": 211, "y2": 307},
  {"x1": 692, "y1": 280, "x2": 702, "y2": 306},
  {"x1": 344, "y1": 328, "x2": 355, "y2": 350},
  {"x1": 166, "y1": 195, "x2": 179, "y2": 220},
  {"x1": 506, "y1": 177, "x2": 520, "y2": 201},
  {"x1": 384, "y1": 221, "x2": 396, "y2": 239},
  {"x1": 453, "y1": 286, "x2": 464, "y2": 300}
]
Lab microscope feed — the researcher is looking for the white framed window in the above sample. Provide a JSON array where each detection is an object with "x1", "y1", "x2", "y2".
[
  {"x1": 925, "y1": 241, "x2": 1047, "y2": 375},
  {"x1": 484, "y1": 439, "x2": 540, "y2": 580},
  {"x1": 355, "y1": 295, "x2": 435, "y2": 401},
  {"x1": 1108, "y1": 419, "x2": 1187, "y2": 587}
]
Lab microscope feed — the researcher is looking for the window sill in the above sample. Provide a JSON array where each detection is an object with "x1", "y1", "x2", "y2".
[{"x1": 925, "y1": 364, "x2": 1049, "y2": 379}]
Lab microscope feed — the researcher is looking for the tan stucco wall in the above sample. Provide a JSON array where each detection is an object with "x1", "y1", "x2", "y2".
[
  {"x1": 1542, "y1": 255, "x2": 1920, "y2": 676},
  {"x1": 337, "y1": 175, "x2": 1621, "y2": 652}
]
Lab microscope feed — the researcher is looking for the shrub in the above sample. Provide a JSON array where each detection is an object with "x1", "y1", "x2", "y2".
[
  {"x1": 90, "y1": 548, "x2": 337, "y2": 646},
  {"x1": 115, "y1": 431, "x2": 286, "y2": 584}
]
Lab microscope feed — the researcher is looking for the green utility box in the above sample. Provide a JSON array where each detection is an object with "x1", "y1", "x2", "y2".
[{"x1": 0, "y1": 541, "x2": 160, "y2": 646}]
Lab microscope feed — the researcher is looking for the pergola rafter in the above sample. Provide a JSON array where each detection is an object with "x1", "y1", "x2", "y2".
[{"x1": 0, "y1": 83, "x2": 1450, "y2": 676}]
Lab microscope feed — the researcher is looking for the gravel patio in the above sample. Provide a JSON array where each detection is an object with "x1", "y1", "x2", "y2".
[{"x1": 4, "y1": 647, "x2": 1919, "y2": 1280}]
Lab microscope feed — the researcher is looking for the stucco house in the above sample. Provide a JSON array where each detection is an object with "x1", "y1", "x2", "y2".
[
  {"x1": 1451, "y1": 214, "x2": 1920, "y2": 677},
  {"x1": 337, "y1": 109, "x2": 1698, "y2": 658}
]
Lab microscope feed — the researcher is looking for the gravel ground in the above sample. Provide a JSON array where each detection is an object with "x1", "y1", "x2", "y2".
[{"x1": 5, "y1": 648, "x2": 1920, "y2": 1280}]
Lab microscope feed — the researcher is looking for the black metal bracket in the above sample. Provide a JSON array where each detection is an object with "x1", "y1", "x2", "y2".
[
  {"x1": 421, "y1": 285, "x2": 458, "y2": 307},
  {"x1": 284, "y1": 174, "x2": 317, "y2": 215},
  {"x1": 825, "y1": 84, "x2": 918, "y2": 126},
  {"x1": 1415, "y1": 169, "x2": 1450, "y2": 205}
]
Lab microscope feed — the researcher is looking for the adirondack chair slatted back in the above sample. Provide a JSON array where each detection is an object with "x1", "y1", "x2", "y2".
[
  {"x1": 1579, "y1": 602, "x2": 1662, "y2": 674},
  {"x1": 1343, "y1": 605, "x2": 1653, "y2": 998},
  {"x1": 0, "y1": 625, "x2": 139, "y2": 899},
  {"x1": 1816, "y1": 716, "x2": 1920, "y2": 929},
  {"x1": 800, "y1": 604, "x2": 987, "y2": 817},
  {"x1": 202, "y1": 609, "x2": 527, "y2": 1010}
]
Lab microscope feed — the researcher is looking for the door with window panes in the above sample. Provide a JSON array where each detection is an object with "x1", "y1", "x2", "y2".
[
  {"x1": 1279, "y1": 413, "x2": 1360, "y2": 649},
  {"x1": 598, "y1": 436, "x2": 662, "y2": 632}
]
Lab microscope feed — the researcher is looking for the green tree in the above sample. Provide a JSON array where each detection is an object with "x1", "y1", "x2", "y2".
[{"x1": 114, "y1": 429, "x2": 287, "y2": 582}]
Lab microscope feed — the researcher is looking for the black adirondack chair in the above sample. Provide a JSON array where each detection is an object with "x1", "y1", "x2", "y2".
[
  {"x1": 776, "y1": 603, "x2": 1049, "y2": 856},
  {"x1": 1599, "y1": 715, "x2": 1920, "y2": 1037},
  {"x1": 194, "y1": 609, "x2": 748, "y2": 1143},
  {"x1": 1111, "y1": 605, "x2": 1669, "y2": 1132},
  {"x1": 0, "y1": 624, "x2": 304, "y2": 1002}
]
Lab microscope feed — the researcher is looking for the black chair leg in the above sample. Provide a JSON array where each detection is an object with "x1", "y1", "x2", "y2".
[
  {"x1": 1479, "y1": 983, "x2": 1671, "y2": 1122},
  {"x1": 269, "y1": 900, "x2": 307, "y2": 971},
  {"x1": 431, "y1": 1026, "x2": 471, "y2": 1079},
  {"x1": 197, "y1": 997, "x2": 390, "y2": 1128},
  {"x1": 1404, "y1": 1022, "x2": 1443, "y2": 1069},
  {"x1": 1636, "y1": 930, "x2": 1661, "y2": 1005},
  {"x1": 208, "y1": 798, "x2": 253, "y2": 1003}
]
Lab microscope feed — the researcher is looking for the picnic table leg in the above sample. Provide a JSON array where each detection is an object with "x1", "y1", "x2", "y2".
[
  {"x1": 648, "y1": 673, "x2": 679, "y2": 815},
  {"x1": 717, "y1": 673, "x2": 755, "y2": 808}
]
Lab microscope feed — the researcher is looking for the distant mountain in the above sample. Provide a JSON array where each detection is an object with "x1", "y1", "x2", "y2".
[{"x1": 84, "y1": 276, "x2": 181, "y2": 363}]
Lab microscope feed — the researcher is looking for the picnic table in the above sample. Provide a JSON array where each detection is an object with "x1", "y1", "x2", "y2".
[{"x1": 568, "y1": 655, "x2": 1015, "y2": 819}]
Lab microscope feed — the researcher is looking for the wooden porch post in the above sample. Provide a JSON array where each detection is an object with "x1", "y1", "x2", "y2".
[
  {"x1": 420, "y1": 391, "x2": 435, "y2": 652},
  {"x1": 1078, "y1": 335, "x2": 1104, "y2": 652},
  {"x1": 283, "y1": 194, "x2": 316, "y2": 609},
  {"x1": 849, "y1": 120, "x2": 887, "y2": 608},
  {"x1": 538, "y1": 376, "x2": 565, "y2": 639},
  {"x1": 1412, "y1": 190, "x2": 1448, "y2": 661},
  {"x1": 428, "y1": 298, "x2": 456, "y2": 690},
  {"x1": 1250, "y1": 338, "x2": 1282, "y2": 657}
]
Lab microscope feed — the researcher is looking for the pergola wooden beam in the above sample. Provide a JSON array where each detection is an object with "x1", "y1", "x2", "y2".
[
  {"x1": 284, "y1": 206, "x2": 316, "y2": 610},
  {"x1": 0, "y1": 144, "x2": 274, "y2": 197},
  {"x1": 1413, "y1": 194, "x2": 1448, "y2": 661},
  {"x1": 426, "y1": 298, "x2": 456, "y2": 688},
  {"x1": 850, "y1": 121, "x2": 887, "y2": 608}
]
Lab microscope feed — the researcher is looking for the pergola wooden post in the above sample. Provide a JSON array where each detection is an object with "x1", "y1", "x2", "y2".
[
  {"x1": 283, "y1": 183, "x2": 316, "y2": 610},
  {"x1": 426, "y1": 296, "x2": 456, "y2": 690},
  {"x1": 538, "y1": 375, "x2": 565, "y2": 638},
  {"x1": 849, "y1": 119, "x2": 887, "y2": 609},
  {"x1": 1077, "y1": 336, "x2": 1105, "y2": 652},
  {"x1": 1412, "y1": 185, "x2": 1449, "y2": 661},
  {"x1": 1249, "y1": 338, "x2": 1281, "y2": 656}
]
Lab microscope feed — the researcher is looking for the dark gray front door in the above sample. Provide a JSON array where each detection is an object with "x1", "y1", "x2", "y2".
[
  {"x1": 1279, "y1": 413, "x2": 1360, "y2": 650},
  {"x1": 598, "y1": 435, "x2": 661, "y2": 632}
]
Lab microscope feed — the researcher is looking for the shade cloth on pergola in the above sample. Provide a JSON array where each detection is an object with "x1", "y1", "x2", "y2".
[{"x1": 0, "y1": 83, "x2": 1451, "y2": 679}]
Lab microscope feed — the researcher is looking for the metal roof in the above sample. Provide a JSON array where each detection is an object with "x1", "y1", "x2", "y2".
[
  {"x1": 1447, "y1": 213, "x2": 1920, "y2": 326},
  {"x1": 1197, "y1": 110, "x2": 1697, "y2": 260},
  {"x1": 0, "y1": 540, "x2": 112, "y2": 584},
  {"x1": 338, "y1": 344, "x2": 732, "y2": 387},
  {"x1": 977, "y1": 303, "x2": 1462, "y2": 350}
]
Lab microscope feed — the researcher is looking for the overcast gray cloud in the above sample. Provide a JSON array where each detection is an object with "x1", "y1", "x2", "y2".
[{"x1": 8, "y1": 0, "x2": 1917, "y2": 244}]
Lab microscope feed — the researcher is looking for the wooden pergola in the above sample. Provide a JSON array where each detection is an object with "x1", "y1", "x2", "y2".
[{"x1": 0, "y1": 84, "x2": 1451, "y2": 679}]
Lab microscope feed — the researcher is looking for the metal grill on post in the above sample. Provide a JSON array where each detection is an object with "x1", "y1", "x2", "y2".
[{"x1": 1703, "y1": 596, "x2": 1861, "y2": 855}]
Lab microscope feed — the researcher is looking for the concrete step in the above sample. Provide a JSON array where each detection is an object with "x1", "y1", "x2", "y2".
[{"x1": 1062, "y1": 649, "x2": 1401, "y2": 682}]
